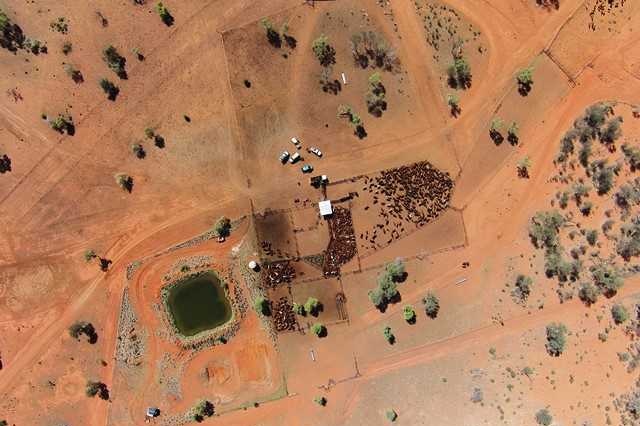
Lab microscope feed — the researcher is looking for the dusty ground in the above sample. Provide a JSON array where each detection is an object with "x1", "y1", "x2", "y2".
[{"x1": 1, "y1": 0, "x2": 640, "y2": 425}]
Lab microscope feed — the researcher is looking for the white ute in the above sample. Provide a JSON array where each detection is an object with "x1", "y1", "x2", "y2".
[
  {"x1": 289, "y1": 152, "x2": 301, "y2": 164},
  {"x1": 291, "y1": 137, "x2": 301, "y2": 149},
  {"x1": 279, "y1": 151, "x2": 290, "y2": 163},
  {"x1": 307, "y1": 147, "x2": 322, "y2": 158}
]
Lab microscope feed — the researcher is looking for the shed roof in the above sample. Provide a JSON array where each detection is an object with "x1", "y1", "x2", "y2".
[{"x1": 319, "y1": 200, "x2": 332, "y2": 216}]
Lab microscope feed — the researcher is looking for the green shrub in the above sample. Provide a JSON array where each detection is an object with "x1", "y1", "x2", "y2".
[
  {"x1": 512, "y1": 274, "x2": 533, "y2": 302},
  {"x1": 403, "y1": 305, "x2": 416, "y2": 322},
  {"x1": 311, "y1": 323, "x2": 326, "y2": 337},
  {"x1": 386, "y1": 409, "x2": 398, "y2": 422},
  {"x1": 585, "y1": 229, "x2": 598, "y2": 246},
  {"x1": 314, "y1": 396, "x2": 327, "y2": 406},
  {"x1": 529, "y1": 211, "x2": 564, "y2": 250},
  {"x1": 592, "y1": 264, "x2": 623, "y2": 296},
  {"x1": 86, "y1": 380, "x2": 109, "y2": 399},
  {"x1": 192, "y1": 400, "x2": 214, "y2": 422},
  {"x1": 422, "y1": 292, "x2": 440, "y2": 318},
  {"x1": 99, "y1": 78, "x2": 119, "y2": 100},
  {"x1": 253, "y1": 296, "x2": 270, "y2": 315},
  {"x1": 304, "y1": 297, "x2": 321, "y2": 316},
  {"x1": 213, "y1": 216, "x2": 231, "y2": 237},
  {"x1": 578, "y1": 282, "x2": 599, "y2": 306},
  {"x1": 83, "y1": 249, "x2": 97, "y2": 262},
  {"x1": 385, "y1": 259, "x2": 405, "y2": 282},
  {"x1": 102, "y1": 45, "x2": 127, "y2": 78},
  {"x1": 383, "y1": 326, "x2": 395, "y2": 344},
  {"x1": 545, "y1": 323, "x2": 567, "y2": 356},
  {"x1": 447, "y1": 56, "x2": 472, "y2": 89},
  {"x1": 617, "y1": 217, "x2": 640, "y2": 260},
  {"x1": 535, "y1": 408, "x2": 553, "y2": 425},
  {"x1": 292, "y1": 302, "x2": 305, "y2": 316},
  {"x1": 311, "y1": 34, "x2": 335, "y2": 67},
  {"x1": 612, "y1": 304, "x2": 629, "y2": 324},
  {"x1": 114, "y1": 173, "x2": 133, "y2": 192},
  {"x1": 155, "y1": 2, "x2": 174, "y2": 26}
]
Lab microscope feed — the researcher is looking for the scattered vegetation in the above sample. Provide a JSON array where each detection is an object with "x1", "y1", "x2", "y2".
[
  {"x1": 447, "y1": 93, "x2": 461, "y2": 117},
  {"x1": 64, "y1": 64, "x2": 83, "y2": 83},
  {"x1": 102, "y1": 45, "x2": 127, "y2": 79},
  {"x1": 366, "y1": 72, "x2": 387, "y2": 117},
  {"x1": 311, "y1": 34, "x2": 336, "y2": 67},
  {"x1": 314, "y1": 396, "x2": 327, "y2": 406},
  {"x1": 403, "y1": 305, "x2": 416, "y2": 323},
  {"x1": 535, "y1": 408, "x2": 553, "y2": 426},
  {"x1": 191, "y1": 400, "x2": 214, "y2": 422},
  {"x1": 213, "y1": 216, "x2": 231, "y2": 238},
  {"x1": 99, "y1": 78, "x2": 120, "y2": 101},
  {"x1": 49, "y1": 114, "x2": 75, "y2": 135},
  {"x1": 114, "y1": 173, "x2": 133, "y2": 193},
  {"x1": 517, "y1": 156, "x2": 531, "y2": 178},
  {"x1": 489, "y1": 117, "x2": 504, "y2": 145},
  {"x1": 131, "y1": 143, "x2": 145, "y2": 159},
  {"x1": 311, "y1": 322, "x2": 326, "y2": 337},
  {"x1": 62, "y1": 41, "x2": 72, "y2": 55},
  {"x1": 304, "y1": 297, "x2": 322, "y2": 317},
  {"x1": 69, "y1": 321, "x2": 98, "y2": 344},
  {"x1": 260, "y1": 18, "x2": 281, "y2": 48},
  {"x1": 507, "y1": 121, "x2": 519, "y2": 145},
  {"x1": 516, "y1": 67, "x2": 534, "y2": 96},
  {"x1": 50, "y1": 17, "x2": 69, "y2": 34},
  {"x1": 545, "y1": 322, "x2": 567, "y2": 356},
  {"x1": 578, "y1": 281, "x2": 599, "y2": 306},
  {"x1": 350, "y1": 31, "x2": 399, "y2": 71},
  {"x1": 447, "y1": 56, "x2": 472, "y2": 89},
  {"x1": 253, "y1": 296, "x2": 270, "y2": 316},
  {"x1": 512, "y1": 274, "x2": 533, "y2": 303},
  {"x1": 85, "y1": 380, "x2": 109, "y2": 400},
  {"x1": 383, "y1": 326, "x2": 395, "y2": 344},
  {"x1": 612, "y1": 304, "x2": 629, "y2": 324},
  {"x1": 337, "y1": 105, "x2": 367, "y2": 139},
  {"x1": 155, "y1": 2, "x2": 174, "y2": 26},
  {"x1": 422, "y1": 292, "x2": 440, "y2": 318},
  {"x1": 592, "y1": 264, "x2": 623, "y2": 296}
]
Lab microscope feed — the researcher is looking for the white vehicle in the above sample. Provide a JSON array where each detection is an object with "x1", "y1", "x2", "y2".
[
  {"x1": 279, "y1": 151, "x2": 290, "y2": 163},
  {"x1": 291, "y1": 137, "x2": 301, "y2": 148},
  {"x1": 307, "y1": 147, "x2": 322, "y2": 157},
  {"x1": 289, "y1": 152, "x2": 301, "y2": 164}
]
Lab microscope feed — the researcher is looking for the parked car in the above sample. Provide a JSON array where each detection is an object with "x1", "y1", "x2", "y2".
[
  {"x1": 301, "y1": 164, "x2": 313, "y2": 173},
  {"x1": 289, "y1": 152, "x2": 301, "y2": 164},
  {"x1": 279, "y1": 151, "x2": 290, "y2": 163},
  {"x1": 307, "y1": 147, "x2": 322, "y2": 157},
  {"x1": 291, "y1": 137, "x2": 301, "y2": 148}
]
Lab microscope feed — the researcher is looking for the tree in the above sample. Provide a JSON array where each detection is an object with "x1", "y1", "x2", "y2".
[
  {"x1": 545, "y1": 323, "x2": 567, "y2": 356},
  {"x1": 529, "y1": 210, "x2": 564, "y2": 250},
  {"x1": 366, "y1": 72, "x2": 387, "y2": 117},
  {"x1": 386, "y1": 409, "x2": 398, "y2": 422},
  {"x1": 50, "y1": 114, "x2": 75, "y2": 135},
  {"x1": 368, "y1": 272, "x2": 399, "y2": 310},
  {"x1": 617, "y1": 217, "x2": 640, "y2": 260},
  {"x1": 102, "y1": 45, "x2": 127, "y2": 79},
  {"x1": 311, "y1": 34, "x2": 335, "y2": 67},
  {"x1": 612, "y1": 304, "x2": 629, "y2": 324},
  {"x1": 507, "y1": 121, "x2": 519, "y2": 145},
  {"x1": 64, "y1": 63, "x2": 83, "y2": 83},
  {"x1": 0, "y1": 420, "x2": 7, "y2": 426},
  {"x1": 592, "y1": 264, "x2": 623, "y2": 296},
  {"x1": 155, "y1": 2, "x2": 174, "y2": 26},
  {"x1": 447, "y1": 93, "x2": 461, "y2": 117},
  {"x1": 213, "y1": 216, "x2": 231, "y2": 237},
  {"x1": 86, "y1": 380, "x2": 109, "y2": 400},
  {"x1": 131, "y1": 143, "x2": 145, "y2": 159},
  {"x1": 585, "y1": 229, "x2": 597, "y2": 246},
  {"x1": 578, "y1": 282, "x2": 598, "y2": 306},
  {"x1": 253, "y1": 296, "x2": 270, "y2": 316},
  {"x1": 192, "y1": 400, "x2": 214, "y2": 422},
  {"x1": 311, "y1": 322, "x2": 326, "y2": 337},
  {"x1": 84, "y1": 249, "x2": 97, "y2": 262},
  {"x1": 600, "y1": 117, "x2": 622, "y2": 145},
  {"x1": 304, "y1": 297, "x2": 322, "y2": 316},
  {"x1": 69, "y1": 321, "x2": 98, "y2": 344},
  {"x1": 489, "y1": 117, "x2": 504, "y2": 144},
  {"x1": 517, "y1": 156, "x2": 531, "y2": 178},
  {"x1": 512, "y1": 274, "x2": 533, "y2": 302},
  {"x1": 385, "y1": 259, "x2": 405, "y2": 282},
  {"x1": 447, "y1": 57, "x2": 472, "y2": 89},
  {"x1": 260, "y1": 18, "x2": 281, "y2": 48},
  {"x1": 144, "y1": 127, "x2": 155, "y2": 139},
  {"x1": 517, "y1": 67, "x2": 534, "y2": 95},
  {"x1": 99, "y1": 78, "x2": 119, "y2": 101},
  {"x1": 114, "y1": 173, "x2": 133, "y2": 192},
  {"x1": 292, "y1": 302, "x2": 305, "y2": 316},
  {"x1": 314, "y1": 396, "x2": 327, "y2": 406},
  {"x1": 403, "y1": 305, "x2": 416, "y2": 323},
  {"x1": 423, "y1": 292, "x2": 440, "y2": 318},
  {"x1": 535, "y1": 408, "x2": 553, "y2": 426},
  {"x1": 383, "y1": 325, "x2": 395, "y2": 344}
]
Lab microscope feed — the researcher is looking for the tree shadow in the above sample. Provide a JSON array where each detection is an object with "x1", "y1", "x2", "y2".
[
  {"x1": 490, "y1": 129, "x2": 504, "y2": 145},
  {"x1": 355, "y1": 125, "x2": 367, "y2": 139},
  {"x1": 284, "y1": 34, "x2": 297, "y2": 49},
  {"x1": 154, "y1": 135, "x2": 165, "y2": 148},
  {"x1": 0, "y1": 155, "x2": 12, "y2": 173},
  {"x1": 518, "y1": 82, "x2": 532, "y2": 97}
]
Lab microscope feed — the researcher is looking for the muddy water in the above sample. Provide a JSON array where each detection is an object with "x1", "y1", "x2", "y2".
[{"x1": 167, "y1": 272, "x2": 231, "y2": 336}]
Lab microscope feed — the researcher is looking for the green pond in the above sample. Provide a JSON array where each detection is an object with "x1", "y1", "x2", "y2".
[{"x1": 167, "y1": 272, "x2": 232, "y2": 337}]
